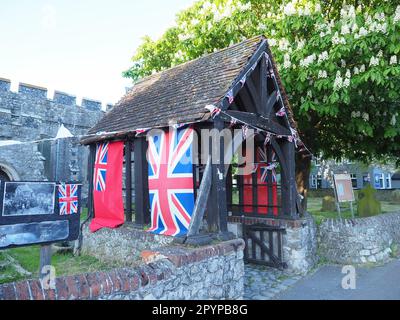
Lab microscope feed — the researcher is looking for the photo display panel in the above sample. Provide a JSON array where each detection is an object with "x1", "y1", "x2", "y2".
[{"x1": 0, "y1": 181, "x2": 82, "y2": 250}]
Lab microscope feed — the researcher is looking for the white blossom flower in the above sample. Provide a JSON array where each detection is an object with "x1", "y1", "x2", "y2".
[
  {"x1": 362, "y1": 113, "x2": 369, "y2": 121},
  {"x1": 390, "y1": 55, "x2": 398, "y2": 65},
  {"x1": 353, "y1": 67, "x2": 360, "y2": 75},
  {"x1": 258, "y1": 23, "x2": 266, "y2": 31},
  {"x1": 237, "y1": 1, "x2": 251, "y2": 12},
  {"x1": 351, "y1": 22, "x2": 358, "y2": 33},
  {"x1": 315, "y1": 3, "x2": 321, "y2": 12},
  {"x1": 377, "y1": 50, "x2": 383, "y2": 58},
  {"x1": 343, "y1": 78, "x2": 350, "y2": 88},
  {"x1": 341, "y1": 24, "x2": 350, "y2": 35},
  {"x1": 340, "y1": 5, "x2": 356, "y2": 20},
  {"x1": 303, "y1": 5, "x2": 311, "y2": 16},
  {"x1": 358, "y1": 27, "x2": 368, "y2": 38},
  {"x1": 332, "y1": 32, "x2": 346, "y2": 45},
  {"x1": 318, "y1": 70, "x2": 328, "y2": 79},
  {"x1": 178, "y1": 33, "x2": 191, "y2": 41},
  {"x1": 376, "y1": 22, "x2": 387, "y2": 33},
  {"x1": 279, "y1": 38, "x2": 291, "y2": 52},
  {"x1": 341, "y1": 59, "x2": 346, "y2": 68},
  {"x1": 300, "y1": 54, "x2": 316, "y2": 67},
  {"x1": 269, "y1": 39, "x2": 277, "y2": 46},
  {"x1": 374, "y1": 12, "x2": 385, "y2": 21},
  {"x1": 394, "y1": 6, "x2": 400, "y2": 23},
  {"x1": 318, "y1": 51, "x2": 329, "y2": 63},
  {"x1": 283, "y1": 53, "x2": 291, "y2": 69},
  {"x1": 345, "y1": 69, "x2": 351, "y2": 78},
  {"x1": 369, "y1": 56, "x2": 379, "y2": 66},
  {"x1": 333, "y1": 71, "x2": 343, "y2": 90},
  {"x1": 296, "y1": 39, "x2": 305, "y2": 50},
  {"x1": 360, "y1": 64, "x2": 366, "y2": 72},
  {"x1": 283, "y1": 2, "x2": 296, "y2": 16},
  {"x1": 318, "y1": 70, "x2": 328, "y2": 78}
]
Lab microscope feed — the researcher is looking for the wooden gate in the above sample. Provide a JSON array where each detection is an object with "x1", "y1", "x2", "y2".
[{"x1": 243, "y1": 223, "x2": 287, "y2": 269}]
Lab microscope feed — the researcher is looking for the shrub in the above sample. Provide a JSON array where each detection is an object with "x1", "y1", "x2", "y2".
[{"x1": 357, "y1": 185, "x2": 381, "y2": 217}]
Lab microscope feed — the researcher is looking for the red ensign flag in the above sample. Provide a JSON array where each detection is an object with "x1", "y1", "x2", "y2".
[{"x1": 90, "y1": 141, "x2": 125, "y2": 232}]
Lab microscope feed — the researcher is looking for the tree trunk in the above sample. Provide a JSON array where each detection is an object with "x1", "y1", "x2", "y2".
[{"x1": 295, "y1": 153, "x2": 312, "y2": 212}]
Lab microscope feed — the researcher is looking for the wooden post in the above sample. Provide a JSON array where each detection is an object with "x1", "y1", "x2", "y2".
[
  {"x1": 125, "y1": 140, "x2": 133, "y2": 222},
  {"x1": 87, "y1": 144, "x2": 96, "y2": 219},
  {"x1": 39, "y1": 245, "x2": 52, "y2": 281},
  {"x1": 267, "y1": 145, "x2": 274, "y2": 216},
  {"x1": 279, "y1": 139, "x2": 297, "y2": 218},
  {"x1": 187, "y1": 157, "x2": 212, "y2": 237},
  {"x1": 207, "y1": 120, "x2": 228, "y2": 233},
  {"x1": 133, "y1": 136, "x2": 150, "y2": 226}
]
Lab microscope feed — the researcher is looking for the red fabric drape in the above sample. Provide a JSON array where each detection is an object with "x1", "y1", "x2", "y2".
[{"x1": 90, "y1": 141, "x2": 124, "y2": 232}]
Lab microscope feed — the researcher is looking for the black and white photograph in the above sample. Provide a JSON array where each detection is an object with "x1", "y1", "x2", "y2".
[{"x1": 2, "y1": 182, "x2": 55, "y2": 216}]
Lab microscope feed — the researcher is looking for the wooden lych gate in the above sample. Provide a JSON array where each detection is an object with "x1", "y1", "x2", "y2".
[{"x1": 81, "y1": 36, "x2": 304, "y2": 268}]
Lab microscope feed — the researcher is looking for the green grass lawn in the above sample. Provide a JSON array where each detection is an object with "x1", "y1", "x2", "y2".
[
  {"x1": 307, "y1": 197, "x2": 400, "y2": 225},
  {"x1": 0, "y1": 206, "x2": 127, "y2": 285},
  {"x1": 0, "y1": 246, "x2": 113, "y2": 285}
]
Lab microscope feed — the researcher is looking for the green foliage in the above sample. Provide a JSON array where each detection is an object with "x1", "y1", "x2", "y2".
[
  {"x1": 321, "y1": 195, "x2": 336, "y2": 211},
  {"x1": 123, "y1": 0, "x2": 400, "y2": 166},
  {"x1": 357, "y1": 184, "x2": 382, "y2": 217}
]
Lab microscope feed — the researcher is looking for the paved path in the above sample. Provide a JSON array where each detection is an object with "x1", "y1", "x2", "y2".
[
  {"x1": 276, "y1": 259, "x2": 400, "y2": 300},
  {"x1": 245, "y1": 259, "x2": 400, "y2": 300},
  {"x1": 244, "y1": 264, "x2": 302, "y2": 300}
]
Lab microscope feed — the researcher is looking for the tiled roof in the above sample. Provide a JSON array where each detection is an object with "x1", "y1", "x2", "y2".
[{"x1": 88, "y1": 35, "x2": 296, "y2": 136}]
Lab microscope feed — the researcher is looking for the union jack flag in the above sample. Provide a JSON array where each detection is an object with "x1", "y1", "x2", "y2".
[
  {"x1": 94, "y1": 142, "x2": 108, "y2": 192},
  {"x1": 58, "y1": 184, "x2": 79, "y2": 215},
  {"x1": 258, "y1": 147, "x2": 277, "y2": 183},
  {"x1": 147, "y1": 126, "x2": 195, "y2": 237}
]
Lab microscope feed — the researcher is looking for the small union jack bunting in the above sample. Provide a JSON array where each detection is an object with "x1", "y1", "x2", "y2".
[
  {"x1": 229, "y1": 118, "x2": 238, "y2": 128},
  {"x1": 226, "y1": 89, "x2": 234, "y2": 104},
  {"x1": 264, "y1": 133, "x2": 272, "y2": 145},
  {"x1": 239, "y1": 75, "x2": 247, "y2": 87},
  {"x1": 136, "y1": 128, "x2": 149, "y2": 136},
  {"x1": 276, "y1": 106, "x2": 286, "y2": 117},
  {"x1": 242, "y1": 125, "x2": 249, "y2": 140},
  {"x1": 205, "y1": 105, "x2": 221, "y2": 119},
  {"x1": 172, "y1": 123, "x2": 187, "y2": 129}
]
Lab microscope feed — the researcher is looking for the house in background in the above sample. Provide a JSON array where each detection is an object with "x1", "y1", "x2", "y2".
[
  {"x1": 309, "y1": 158, "x2": 398, "y2": 190},
  {"x1": 392, "y1": 172, "x2": 400, "y2": 189}
]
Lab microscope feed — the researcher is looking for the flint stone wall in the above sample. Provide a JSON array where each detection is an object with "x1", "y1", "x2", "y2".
[
  {"x1": 318, "y1": 212, "x2": 400, "y2": 264},
  {"x1": 81, "y1": 223, "x2": 175, "y2": 265},
  {"x1": 0, "y1": 239, "x2": 245, "y2": 300}
]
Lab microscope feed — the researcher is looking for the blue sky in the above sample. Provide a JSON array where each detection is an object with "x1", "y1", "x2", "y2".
[{"x1": 0, "y1": 0, "x2": 196, "y2": 106}]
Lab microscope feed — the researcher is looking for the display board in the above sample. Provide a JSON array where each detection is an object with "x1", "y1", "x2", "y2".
[
  {"x1": 0, "y1": 181, "x2": 82, "y2": 250},
  {"x1": 333, "y1": 174, "x2": 355, "y2": 203}
]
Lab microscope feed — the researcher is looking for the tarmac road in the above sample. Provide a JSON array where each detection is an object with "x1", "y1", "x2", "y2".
[{"x1": 275, "y1": 259, "x2": 400, "y2": 300}]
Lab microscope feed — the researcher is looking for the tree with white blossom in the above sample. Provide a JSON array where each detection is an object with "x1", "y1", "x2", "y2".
[{"x1": 123, "y1": 0, "x2": 400, "y2": 207}]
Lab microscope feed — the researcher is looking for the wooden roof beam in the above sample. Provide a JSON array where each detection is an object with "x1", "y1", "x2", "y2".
[{"x1": 217, "y1": 110, "x2": 291, "y2": 136}]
